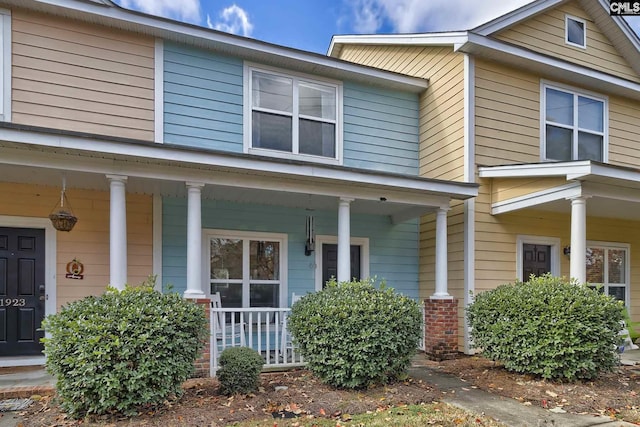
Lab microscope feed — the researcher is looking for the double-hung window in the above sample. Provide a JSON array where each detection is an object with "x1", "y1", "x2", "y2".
[
  {"x1": 542, "y1": 84, "x2": 606, "y2": 162},
  {"x1": 586, "y1": 243, "x2": 629, "y2": 306},
  {"x1": 208, "y1": 231, "x2": 286, "y2": 309},
  {"x1": 245, "y1": 65, "x2": 341, "y2": 164}
]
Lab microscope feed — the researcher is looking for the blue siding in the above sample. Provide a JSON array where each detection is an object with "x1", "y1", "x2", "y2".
[
  {"x1": 162, "y1": 198, "x2": 419, "y2": 301},
  {"x1": 343, "y1": 82, "x2": 419, "y2": 175},
  {"x1": 164, "y1": 42, "x2": 244, "y2": 152}
]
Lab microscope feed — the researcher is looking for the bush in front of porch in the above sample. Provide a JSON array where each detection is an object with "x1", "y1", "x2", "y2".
[
  {"x1": 41, "y1": 279, "x2": 208, "y2": 418},
  {"x1": 288, "y1": 278, "x2": 422, "y2": 389},
  {"x1": 467, "y1": 274, "x2": 624, "y2": 380}
]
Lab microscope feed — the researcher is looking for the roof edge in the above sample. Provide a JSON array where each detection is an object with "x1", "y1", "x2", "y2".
[{"x1": 328, "y1": 32, "x2": 468, "y2": 57}]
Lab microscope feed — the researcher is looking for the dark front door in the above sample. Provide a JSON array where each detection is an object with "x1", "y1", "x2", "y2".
[
  {"x1": 322, "y1": 244, "x2": 361, "y2": 288},
  {"x1": 0, "y1": 228, "x2": 45, "y2": 356},
  {"x1": 522, "y1": 244, "x2": 551, "y2": 281}
]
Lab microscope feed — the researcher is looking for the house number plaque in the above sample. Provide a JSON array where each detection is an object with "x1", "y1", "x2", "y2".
[{"x1": 65, "y1": 258, "x2": 84, "y2": 280}]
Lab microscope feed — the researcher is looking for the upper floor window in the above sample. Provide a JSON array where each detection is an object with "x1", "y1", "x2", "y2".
[
  {"x1": 565, "y1": 15, "x2": 586, "y2": 48},
  {"x1": 0, "y1": 9, "x2": 11, "y2": 122},
  {"x1": 542, "y1": 84, "x2": 607, "y2": 162},
  {"x1": 244, "y1": 65, "x2": 342, "y2": 164}
]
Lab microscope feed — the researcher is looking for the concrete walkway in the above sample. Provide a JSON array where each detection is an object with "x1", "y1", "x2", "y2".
[{"x1": 409, "y1": 350, "x2": 640, "y2": 427}]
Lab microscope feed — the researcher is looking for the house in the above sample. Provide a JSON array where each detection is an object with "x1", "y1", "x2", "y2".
[
  {"x1": 330, "y1": 0, "x2": 640, "y2": 356},
  {"x1": 0, "y1": 0, "x2": 477, "y2": 371}
]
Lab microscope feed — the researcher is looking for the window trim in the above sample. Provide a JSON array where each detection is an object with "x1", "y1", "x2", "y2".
[
  {"x1": 540, "y1": 81, "x2": 608, "y2": 163},
  {"x1": 565, "y1": 14, "x2": 587, "y2": 49},
  {"x1": 202, "y1": 229, "x2": 288, "y2": 308},
  {"x1": 516, "y1": 235, "x2": 561, "y2": 282},
  {"x1": 0, "y1": 8, "x2": 11, "y2": 122},
  {"x1": 586, "y1": 241, "x2": 630, "y2": 308},
  {"x1": 243, "y1": 62, "x2": 343, "y2": 166},
  {"x1": 314, "y1": 235, "x2": 370, "y2": 291}
]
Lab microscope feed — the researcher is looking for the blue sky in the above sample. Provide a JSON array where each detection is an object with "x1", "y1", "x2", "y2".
[{"x1": 114, "y1": 0, "x2": 640, "y2": 55}]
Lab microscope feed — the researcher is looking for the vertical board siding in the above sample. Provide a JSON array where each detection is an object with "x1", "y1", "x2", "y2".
[
  {"x1": 495, "y1": 1, "x2": 640, "y2": 84},
  {"x1": 343, "y1": 82, "x2": 419, "y2": 174},
  {"x1": 0, "y1": 182, "x2": 153, "y2": 309},
  {"x1": 12, "y1": 10, "x2": 154, "y2": 140},
  {"x1": 338, "y1": 45, "x2": 465, "y2": 182},
  {"x1": 162, "y1": 198, "x2": 419, "y2": 300},
  {"x1": 163, "y1": 43, "x2": 244, "y2": 151}
]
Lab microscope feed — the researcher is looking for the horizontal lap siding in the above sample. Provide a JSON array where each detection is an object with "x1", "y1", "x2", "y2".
[
  {"x1": 343, "y1": 82, "x2": 419, "y2": 175},
  {"x1": 609, "y1": 95, "x2": 640, "y2": 167},
  {"x1": 495, "y1": 1, "x2": 640, "y2": 84},
  {"x1": 162, "y1": 198, "x2": 419, "y2": 300},
  {"x1": 0, "y1": 182, "x2": 152, "y2": 309},
  {"x1": 163, "y1": 43, "x2": 244, "y2": 151},
  {"x1": 492, "y1": 177, "x2": 568, "y2": 203},
  {"x1": 12, "y1": 10, "x2": 154, "y2": 140}
]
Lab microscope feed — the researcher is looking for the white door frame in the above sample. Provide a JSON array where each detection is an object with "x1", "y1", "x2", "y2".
[
  {"x1": 314, "y1": 235, "x2": 370, "y2": 291},
  {"x1": 0, "y1": 215, "x2": 57, "y2": 367}
]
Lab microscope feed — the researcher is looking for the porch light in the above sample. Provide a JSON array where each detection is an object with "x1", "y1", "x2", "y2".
[
  {"x1": 49, "y1": 175, "x2": 78, "y2": 232},
  {"x1": 305, "y1": 215, "x2": 315, "y2": 256},
  {"x1": 563, "y1": 246, "x2": 571, "y2": 257}
]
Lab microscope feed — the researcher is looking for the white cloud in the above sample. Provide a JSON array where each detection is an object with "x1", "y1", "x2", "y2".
[
  {"x1": 209, "y1": 4, "x2": 254, "y2": 37},
  {"x1": 345, "y1": 0, "x2": 535, "y2": 33},
  {"x1": 118, "y1": 0, "x2": 201, "y2": 24}
]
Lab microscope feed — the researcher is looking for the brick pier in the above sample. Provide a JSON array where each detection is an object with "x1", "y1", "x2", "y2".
[{"x1": 424, "y1": 297, "x2": 458, "y2": 361}]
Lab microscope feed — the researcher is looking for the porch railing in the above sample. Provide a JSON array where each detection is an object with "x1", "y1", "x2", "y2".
[{"x1": 210, "y1": 307, "x2": 305, "y2": 376}]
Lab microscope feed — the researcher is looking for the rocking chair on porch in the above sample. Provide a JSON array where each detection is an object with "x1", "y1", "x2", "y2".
[
  {"x1": 211, "y1": 292, "x2": 246, "y2": 349},
  {"x1": 279, "y1": 293, "x2": 302, "y2": 363}
]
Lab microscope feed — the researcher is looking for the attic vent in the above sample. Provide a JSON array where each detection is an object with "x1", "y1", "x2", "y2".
[{"x1": 565, "y1": 14, "x2": 586, "y2": 48}]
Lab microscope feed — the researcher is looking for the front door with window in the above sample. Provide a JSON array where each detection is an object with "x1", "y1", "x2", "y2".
[
  {"x1": 0, "y1": 228, "x2": 45, "y2": 356},
  {"x1": 322, "y1": 244, "x2": 361, "y2": 287},
  {"x1": 522, "y1": 244, "x2": 551, "y2": 280}
]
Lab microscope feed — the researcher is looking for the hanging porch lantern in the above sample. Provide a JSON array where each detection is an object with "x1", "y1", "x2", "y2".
[{"x1": 49, "y1": 176, "x2": 77, "y2": 232}]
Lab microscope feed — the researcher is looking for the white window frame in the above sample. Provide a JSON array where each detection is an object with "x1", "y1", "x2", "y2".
[
  {"x1": 540, "y1": 81, "x2": 608, "y2": 163},
  {"x1": 516, "y1": 235, "x2": 561, "y2": 281},
  {"x1": 586, "y1": 241, "x2": 630, "y2": 307},
  {"x1": 0, "y1": 8, "x2": 11, "y2": 122},
  {"x1": 314, "y1": 235, "x2": 370, "y2": 291},
  {"x1": 202, "y1": 229, "x2": 288, "y2": 308},
  {"x1": 243, "y1": 62, "x2": 343, "y2": 166},
  {"x1": 565, "y1": 14, "x2": 586, "y2": 49}
]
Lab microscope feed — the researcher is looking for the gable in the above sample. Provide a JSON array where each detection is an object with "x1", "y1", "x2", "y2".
[{"x1": 494, "y1": 0, "x2": 640, "y2": 84}]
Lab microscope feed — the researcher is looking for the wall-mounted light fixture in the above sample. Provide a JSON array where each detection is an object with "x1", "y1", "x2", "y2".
[
  {"x1": 563, "y1": 246, "x2": 571, "y2": 257},
  {"x1": 305, "y1": 215, "x2": 315, "y2": 256}
]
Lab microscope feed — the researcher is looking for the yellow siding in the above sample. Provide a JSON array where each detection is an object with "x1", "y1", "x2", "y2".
[
  {"x1": 491, "y1": 177, "x2": 568, "y2": 203},
  {"x1": 0, "y1": 182, "x2": 153, "y2": 309},
  {"x1": 337, "y1": 45, "x2": 465, "y2": 182},
  {"x1": 11, "y1": 10, "x2": 155, "y2": 140},
  {"x1": 495, "y1": 1, "x2": 640, "y2": 83}
]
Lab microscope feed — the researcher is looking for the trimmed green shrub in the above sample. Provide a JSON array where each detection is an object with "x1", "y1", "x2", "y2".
[
  {"x1": 467, "y1": 274, "x2": 624, "y2": 380},
  {"x1": 217, "y1": 346, "x2": 264, "y2": 395},
  {"x1": 288, "y1": 279, "x2": 422, "y2": 389},
  {"x1": 42, "y1": 279, "x2": 208, "y2": 417}
]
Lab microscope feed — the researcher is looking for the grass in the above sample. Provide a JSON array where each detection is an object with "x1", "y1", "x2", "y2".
[{"x1": 229, "y1": 402, "x2": 506, "y2": 426}]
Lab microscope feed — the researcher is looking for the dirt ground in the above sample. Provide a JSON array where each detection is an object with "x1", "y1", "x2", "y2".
[{"x1": 12, "y1": 354, "x2": 640, "y2": 426}]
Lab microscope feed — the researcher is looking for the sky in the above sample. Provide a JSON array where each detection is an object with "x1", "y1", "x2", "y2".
[{"x1": 113, "y1": 0, "x2": 640, "y2": 55}]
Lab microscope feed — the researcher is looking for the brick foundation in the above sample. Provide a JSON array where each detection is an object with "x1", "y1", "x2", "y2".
[
  {"x1": 424, "y1": 297, "x2": 458, "y2": 361},
  {"x1": 192, "y1": 298, "x2": 211, "y2": 377}
]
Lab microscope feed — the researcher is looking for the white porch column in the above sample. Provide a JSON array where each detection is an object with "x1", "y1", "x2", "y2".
[
  {"x1": 432, "y1": 207, "x2": 451, "y2": 299},
  {"x1": 337, "y1": 197, "x2": 353, "y2": 282},
  {"x1": 107, "y1": 175, "x2": 128, "y2": 290},
  {"x1": 185, "y1": 182, "x2": 206, "y2": 299},
  {"x1": 570, "y1": 196, "x2": 588, "y2": 284}
]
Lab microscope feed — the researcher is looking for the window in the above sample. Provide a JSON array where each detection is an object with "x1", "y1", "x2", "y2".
[
  {"x1": 565, "y1": 15, "x2": 586, "y2": 48},
  {"x1": 245, "y1": 65, "x2": 341, "y2": 164},
  {"x1": 207, "y1": 231, "x2": 287, "y2": 309},
  {"x1": 0, "y1": 9, "x2": 10, "y2": 122},
  {"x1": 586, "y1": 243, "x2": 629, "y2": 306},
  {"x1": 542, "y1": 84, "x2": 606, "y2": 162}
]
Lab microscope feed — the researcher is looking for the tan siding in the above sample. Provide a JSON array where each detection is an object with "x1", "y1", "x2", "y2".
[
  {"x1": 495, "y1": 1, "x2": 640, "y2": 83},
  {"x1": 491, "y1": 177, "x2": 568, "y2": 203},
  {"x1": 11, "y1": 10, "x2": 155, "y2": 140},
  {"x1": 0, "y1": 182, "x2": 153, "y2": 310},
  {"x1": 338, "y1": 45, "x2": 465, "y2": 182},
  {"x1": 475, "y1": 59, "x2": 541, "y2": 166}
]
